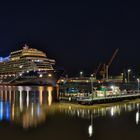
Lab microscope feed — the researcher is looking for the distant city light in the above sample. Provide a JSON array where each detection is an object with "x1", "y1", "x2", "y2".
[
  {"x1": 48, "y1": 74, "x2": 52, "y2": 77},
  {"x1": 19, "y1": 73, "x2": 22, "y2": 76},
  {"x1": 19, "y1": 65, "x2": 23, "y2": 68},
  {"x1": 128, "y1": 69, "x2": 131, "y2": 73},
  {"x1": 111, "y1": 86, "x2": 115, "y2": 90},
  {"x1": 80, "y1": 71, "x2": 83, "y2": 76},
  {"x1": 61, "y1": 79, "x2": 64, "y2": 82},
  {"x1": 91, "y1": 74, "x2": 94, "y2": 77},
  {"x1": 39, "y1": 74, "x2": 43, "y2": 78}
]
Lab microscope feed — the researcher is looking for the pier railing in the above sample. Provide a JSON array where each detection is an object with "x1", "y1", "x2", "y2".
[{"x1": 60, "y1": 92, "x2": 140, "y2": 105}]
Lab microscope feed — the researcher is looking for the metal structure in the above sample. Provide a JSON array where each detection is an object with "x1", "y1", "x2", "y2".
[
  {"x1": 100, "y1": 48, "x2": 119, "y2": 80},
  {"x1": 94, "y1": 63, "x2": 102, "y2": 79}
]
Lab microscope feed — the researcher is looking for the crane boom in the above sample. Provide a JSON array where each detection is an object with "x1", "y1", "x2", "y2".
[
  {"x1": 95, "y1": 63, "x2": 102, "y2": 74},
  {"x1": 106, "y1": 48, "x2": 119, "y2": 80},
  {"x1": 99, "y1": 48, "x2": 119, "y2": 80},
  {"x1": 107, "y1": 48, "x2": 119, "y2": 67}
]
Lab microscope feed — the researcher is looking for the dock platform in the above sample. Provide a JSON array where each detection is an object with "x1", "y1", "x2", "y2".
[{"x1": 60, "y1": 93, "x2": 140, "y2": 105}]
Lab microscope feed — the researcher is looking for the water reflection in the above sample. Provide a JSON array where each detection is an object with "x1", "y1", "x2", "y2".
[
  {"x1": 0, "y1": 85, "x2": 140, "y2": 131},
  {"x1": 136, "y1": 111, "x2": 139, "y2": 125},
  {"x1": 59, "y1": 103, "x2": 140, "y2": 120},
  {"x1": 47, "y1": 86, "x2": 53, "y2": 106},
  {"x1": 0, "y1": 86, "x2": 54, "y2": 129},
  {"x1": 88, "y1": 115, "x2": 93, "y2": 137}
]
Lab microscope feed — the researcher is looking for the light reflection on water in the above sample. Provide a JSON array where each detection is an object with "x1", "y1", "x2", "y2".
[
  {"x1": 0, "y1": 86, "x2": 140, "y2": 139},
  {"x1": 0, "y1": 86, "x2": 54, "y2": 129},
  {"x1": 59, "y1": 103, "x2": 139, "y2": 119}
]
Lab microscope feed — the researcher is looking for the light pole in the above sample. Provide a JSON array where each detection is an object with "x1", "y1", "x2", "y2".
[
  {"x1": 128, "y1": 69, "x2": 131, "y2": 83},
  {"x1": 137, "y1": 78, "x2": 140, "y2": 93},
  {"x1": 90, "y1": 74, "x2": 94, "y2": 99}
]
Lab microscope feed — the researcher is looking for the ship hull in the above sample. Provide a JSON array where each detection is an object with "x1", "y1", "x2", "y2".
[
  {"x1": 0, "y1": 77, "x2": 57, "y2": 86},
  {"x1": 0, "y1": 71, "x2": 59, "y2": 86}
]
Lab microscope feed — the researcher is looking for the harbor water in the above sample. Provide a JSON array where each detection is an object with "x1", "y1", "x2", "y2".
[{"x1": 0, "y1": 86, "x2": 140, "y2": 140}]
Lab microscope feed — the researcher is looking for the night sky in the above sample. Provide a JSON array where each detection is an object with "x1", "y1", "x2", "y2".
[{"x1": 0, "y1": 1, "x2": 140, "y2": 76}]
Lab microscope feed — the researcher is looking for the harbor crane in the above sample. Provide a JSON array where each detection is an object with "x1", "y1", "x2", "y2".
[
  {"x1": 100, "y1": 48, "x2": 119, "y2": 80},
  {"x1": 93, "y1": 63, "x2": 102, "y2": 79}
]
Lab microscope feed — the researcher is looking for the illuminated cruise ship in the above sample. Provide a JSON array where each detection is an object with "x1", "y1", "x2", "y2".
[{"x1": 0, "y1": 45, "x2": 56, "y2": 85}]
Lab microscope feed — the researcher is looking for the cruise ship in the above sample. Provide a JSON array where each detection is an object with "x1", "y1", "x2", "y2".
[{"x1": 0, "y1": 45, "x2": 56, "y2": 85}]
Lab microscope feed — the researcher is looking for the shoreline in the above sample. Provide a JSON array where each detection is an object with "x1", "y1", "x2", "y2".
[{"x1": 58, "y1": 98, "x2": 140, "y2": 109}]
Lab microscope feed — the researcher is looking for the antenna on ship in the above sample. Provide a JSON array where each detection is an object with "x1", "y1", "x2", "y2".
[{"x1": 23, "y1": 44, "x2": 29, "y2": 49}]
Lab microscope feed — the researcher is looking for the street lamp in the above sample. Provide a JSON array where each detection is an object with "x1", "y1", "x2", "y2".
[
  {"x1": 127, "y1": 69, "x2": 131, "y2": 83},
  {"x1": 137, "y1": 78, "x2": 140, "y2": 93},
  {"x1": 80, "y1": 71, "x2": 83, "y2": 77}
]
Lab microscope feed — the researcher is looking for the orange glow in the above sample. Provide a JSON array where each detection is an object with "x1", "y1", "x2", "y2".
[
  {"x1": 47, "y1": 86, "x2": 53, "y2": 106},
  {"x1": 56, "y1": 84, "x2": 59, "y2": 99},
  {"x1": 5, "y1": 91, "x2": 7, "y2": 101},
  {"x1": 11, "y1": 104, "x2": 15, "y2": 120},
  {"x1": 0, "y1": 90, "x2": 3, "y2": 100},
  {"x1": 48, "y1": 74, "x2": 52, "y2": 77},
  {"x1": 26, "y1": 91, "x2": 29, "y2": 108},
  {"x1": 9, "y1": 91, "x2": 11, "y2": 104},
  {"x1": 39, "y1": 86, "x2": 44, "y2": 105},
  {"x1": 20, "y1": 91, "x2": 23, "y2": 112}
]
